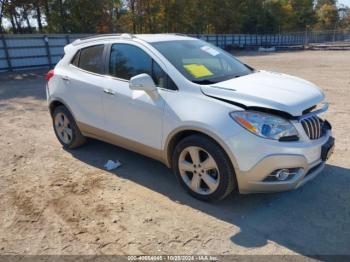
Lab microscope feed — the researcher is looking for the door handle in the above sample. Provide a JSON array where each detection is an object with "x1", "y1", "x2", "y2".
[
  {"x1": 103, "y1": 88, "x2": 116, "y2": 96},
  {"x1": 62, "y1": 75, "x2": 70, "y2": 81}
]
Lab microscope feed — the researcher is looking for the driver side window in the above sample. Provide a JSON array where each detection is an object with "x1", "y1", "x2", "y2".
[{"x1": 109, "y1": 43, "x2": 177, "y2": 90}]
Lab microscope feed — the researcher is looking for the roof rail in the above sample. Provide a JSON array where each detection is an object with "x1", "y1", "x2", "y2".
[
  {"x1": 72, "y1": 33, "x2": 135, "y2": 46},
  {"x1": 172, "y1": 33, "x2": 188, "y2": 36}
]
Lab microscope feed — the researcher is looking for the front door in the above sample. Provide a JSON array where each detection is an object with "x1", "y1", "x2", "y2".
[{"x1": 102, "y1": 43, "x2": 166, "y2": 150}]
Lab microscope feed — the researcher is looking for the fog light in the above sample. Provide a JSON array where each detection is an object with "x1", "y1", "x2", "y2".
[
  {"x1": 263, "y1": 168, "x2": 301, "y2": 182},
  {"x1": 274, "y1": 169, "x2": 290, "y2": 181}
]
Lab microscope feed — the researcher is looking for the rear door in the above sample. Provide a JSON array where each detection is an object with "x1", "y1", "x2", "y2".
[{"x1": 62, "y1": 44, "x2": 106, "y2": 129}]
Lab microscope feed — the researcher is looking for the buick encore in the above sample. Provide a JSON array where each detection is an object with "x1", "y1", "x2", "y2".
[{"x1": 46, "y1": 34, "x2": 335, "y2": 201}]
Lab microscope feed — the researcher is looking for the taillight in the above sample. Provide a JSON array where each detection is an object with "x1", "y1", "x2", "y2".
[{"x1": 46, "y1": 70, "x2": 54, "y2": 82}]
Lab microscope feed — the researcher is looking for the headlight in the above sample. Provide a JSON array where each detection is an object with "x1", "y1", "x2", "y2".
[{"x1": 230, "y1": 111, "x2": 299, "y2": 140}]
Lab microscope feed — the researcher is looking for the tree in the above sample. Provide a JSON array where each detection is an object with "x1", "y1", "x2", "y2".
[
  {"x1": 338, "y1": 6, "x2": 350, "y2": 29},
  {"x1": 0, "y1": 0, "x2": 348, "y2": 34},
  {"x1": 33, "y1": 0, "x2": 43, "y2": 32},
  {"x1": 315, "y1": 0, "x2": 337, "y2": 10},
  {"x1": 316, "y1": 1, "x2": 339, "y2": 29},
  {"x1": 290, "y1": 0, "x2": 316, "y2": 30},
  {"x1": 5, "y1": 0, "x2": 24, "y2": 33},
  {"x1": 0, "y1": 0, "x2": 6, "y2": 33},
  {"x1": 21, "y1": 2, "x2": 33, "y2": 33}
]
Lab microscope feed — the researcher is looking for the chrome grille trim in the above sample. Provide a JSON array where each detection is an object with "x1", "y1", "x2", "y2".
[
  {"x1": 315, "y1": 117, "x2": 321, "y2": 138},
  {"x1": 301, "y1": 116, "x2": 323, "y2": 140},
  {"x1": 311, "y1": 117, "x2": 317, "y2": 139},
  {"x1": 309, "y1": 118, "x2": 315, "y2": 139},
  {"x1": 310, "y1": 117, "x2": 317, "y2": 139},
  {"x1": 303, "y1": 119, "x2": 311, "y2": 138}
]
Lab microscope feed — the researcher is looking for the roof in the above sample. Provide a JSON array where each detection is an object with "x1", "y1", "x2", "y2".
[{"x1": 71, "y1": 33, "x2": 194, "y2": 47}]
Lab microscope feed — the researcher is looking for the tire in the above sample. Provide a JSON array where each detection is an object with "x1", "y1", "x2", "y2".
[
  {"x1": 52, "y1": 105, "x2": 86, "y2": 149},
  {"x1": 172, "y1": 134, "x2": 236, "y2": 201}
]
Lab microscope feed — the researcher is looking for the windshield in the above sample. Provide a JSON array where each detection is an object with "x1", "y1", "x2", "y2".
[{"x1": 151, "y1": 40, "x2": 253, "y2": 84}]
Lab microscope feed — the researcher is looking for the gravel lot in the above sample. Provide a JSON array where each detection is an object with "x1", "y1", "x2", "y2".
[{"x1": 0, "y1": 51, "x2": 349, "y2": 256}]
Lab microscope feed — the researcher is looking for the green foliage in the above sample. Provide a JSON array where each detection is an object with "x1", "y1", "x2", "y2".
[
  {"x1": 315, "y1": 1, "x2": 340, "y2": 29},
  {"x1": 1, "y1": 0, "x2": 349, "y2": 34}
]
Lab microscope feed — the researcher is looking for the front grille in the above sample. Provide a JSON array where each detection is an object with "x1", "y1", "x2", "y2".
[{"x1": 301, "y1": 116, "x2": 323, "y2": 140}]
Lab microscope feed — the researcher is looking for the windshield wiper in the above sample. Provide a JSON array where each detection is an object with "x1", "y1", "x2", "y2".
[
  {"x1": 192, "y1": 74, "x2": 249, "y2": 85},
  {"x1": 192, "y1": 79, "x2": 217, "y2": 84}
]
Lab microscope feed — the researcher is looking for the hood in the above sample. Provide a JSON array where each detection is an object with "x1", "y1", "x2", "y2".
[{"x1": 201, "y1": 70, "x2": 325, "y2": 116}]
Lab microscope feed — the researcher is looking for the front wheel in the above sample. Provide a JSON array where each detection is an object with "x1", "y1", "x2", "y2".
[{"x1": 172, "y1": 135, "x2": 236, "y2": 201}]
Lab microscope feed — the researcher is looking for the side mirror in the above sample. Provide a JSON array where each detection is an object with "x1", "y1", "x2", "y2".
[{"x1": 129, "y1": 73, "x2": 157, "y2": 92}]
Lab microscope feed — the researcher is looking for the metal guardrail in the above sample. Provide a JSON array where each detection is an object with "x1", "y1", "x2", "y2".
[
  {"x1": 189, "y1": 32, "x2": 307, "y2": 48},
  {"x1": 1, "y1": 31, "x2": 350, "y2": 72},
  {"x1": 0, "y1": 34, "x2": 90, "y2": 72}
]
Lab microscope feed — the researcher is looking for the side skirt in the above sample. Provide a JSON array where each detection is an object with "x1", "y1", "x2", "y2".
[{"x1": 77, "y1": 121, "x2": 169, "y2": 167}]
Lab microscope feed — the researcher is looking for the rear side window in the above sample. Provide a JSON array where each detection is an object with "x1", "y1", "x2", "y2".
[{"x1": 78, "y1": 45, "x2": 104, "y2": 74}]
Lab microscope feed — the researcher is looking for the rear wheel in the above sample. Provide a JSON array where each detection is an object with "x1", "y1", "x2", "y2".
[
  {"x1": 52, "y1": 105, "x2": 86, "y2": 149},
  {"x1": 173, "y1": 134, "x2": 236, "y2": 201}
]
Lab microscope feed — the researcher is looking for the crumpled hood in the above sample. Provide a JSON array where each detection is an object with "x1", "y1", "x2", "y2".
[{"x1": 201, "y1": 70, "x2": 325, "y2": 116}]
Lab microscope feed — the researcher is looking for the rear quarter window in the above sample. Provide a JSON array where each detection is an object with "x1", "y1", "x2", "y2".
[
  {"x1": 71, "y1": 50, "x2": 80, "y2": 67},
  {"x1": 76, "y1": 45, "x2": 105, "y2": 74}
]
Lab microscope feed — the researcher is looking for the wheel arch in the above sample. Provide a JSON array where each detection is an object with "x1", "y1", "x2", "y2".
[
  {"x1": 49, "y1": 100, "x2": 64, "y2": 116},
  {"x1": 48, "y1": 98, "x2": 76, "y2": 120},
  {"x1": 164, "y1": 127, "x2": 239, "y2": 172}
]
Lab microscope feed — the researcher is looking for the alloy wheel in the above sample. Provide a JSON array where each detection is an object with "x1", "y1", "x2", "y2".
[
  {"x1": 54, "y1": 112, "x2": 73, "y2": 144},
  {"x1": 178, "y1": 146, "x2": 220, "y2": 195}
]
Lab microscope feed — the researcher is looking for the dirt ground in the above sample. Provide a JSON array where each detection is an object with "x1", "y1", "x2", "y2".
[{"x1": 0, "y1": 51, "x2": 349, "y2": 257}]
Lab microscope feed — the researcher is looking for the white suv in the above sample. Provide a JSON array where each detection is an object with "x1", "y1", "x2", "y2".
[{"x1": 46, "y1": 34, "x2": 335, "y2": 201}]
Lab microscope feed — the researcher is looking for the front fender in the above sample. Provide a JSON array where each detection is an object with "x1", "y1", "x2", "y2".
[{"x1": 163, "y1": 123, "x2": 240, "y2": 171}]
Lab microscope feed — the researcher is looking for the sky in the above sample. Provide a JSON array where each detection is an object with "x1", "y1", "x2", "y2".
[{"x1": 339, "y1": 0, "x2": 350, "y2": 6}]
